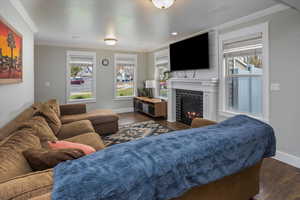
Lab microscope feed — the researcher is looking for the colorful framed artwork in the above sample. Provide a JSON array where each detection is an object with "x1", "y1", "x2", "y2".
[{"x1": 0, "y1": 18, "x2": 23, "y2": 85}]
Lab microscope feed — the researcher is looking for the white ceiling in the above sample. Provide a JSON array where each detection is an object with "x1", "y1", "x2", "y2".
[{"x1": 20, "y1": 0, "x2": 279, "y2": 52}]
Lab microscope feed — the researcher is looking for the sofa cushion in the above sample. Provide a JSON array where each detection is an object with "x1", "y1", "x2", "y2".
[
  {"x1": 47, "y1": 99, "x2": 61, "y2": 117},
  {"x1": 23, "y1": 148, "x2": 85, "y2": 171},
  {"x1": 60, "y1": 109, "x2": 119, "y2": 125},
  {"x1": 57, "y1": 120, "x2": 95, "y2": 140},
  {"x1": 64, "y1": 133, "x2": 105, "y2": 151},
  {"x1": 48, "y1": 141, "x2": 96, "y2": 155},
  {"x1": 0, "y1": 130, "x2": 41, "y2": 183},
  {"x1": 0, "y1": 169, "x2": 53, "y2": 200},
  {"x1": 36, "y1": 103, "x2": 62, "y2": 135},
  {"x1": 0, "y1": 106, "x2": 37, "y2": 142},
  {"x1": 19, "y1": 116, "x2": 58, "y2": 143}
]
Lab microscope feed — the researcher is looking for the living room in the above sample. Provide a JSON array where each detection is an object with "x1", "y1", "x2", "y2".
[{"x1": 0, "y1": 0, "x2": 300, "y2": 199}]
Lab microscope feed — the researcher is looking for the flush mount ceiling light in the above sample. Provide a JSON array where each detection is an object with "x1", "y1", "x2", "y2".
[
  {"x1": 104, "y1": 38, "x2": 117, "y2": 46},
  {"x1": 171, "y1": 32, "x2": 178, "y2": 36},
  {"x1": 151, "y1": 0, "x2": 176, "y2": 9}
]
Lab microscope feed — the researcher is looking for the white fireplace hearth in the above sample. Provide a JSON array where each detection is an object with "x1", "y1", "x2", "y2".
[{"x1": 167, "y1": 78, "x2": 219, "y2": 123}]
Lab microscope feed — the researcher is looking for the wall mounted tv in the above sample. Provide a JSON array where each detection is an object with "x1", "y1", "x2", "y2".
[{"x1": 170, "y1": 32, "x2": 209, "y2": 71}]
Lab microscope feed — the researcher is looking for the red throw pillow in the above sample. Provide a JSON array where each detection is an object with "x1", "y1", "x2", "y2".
[{"x1": 48, "y1": 141, "x2": 96, "y2": 155}]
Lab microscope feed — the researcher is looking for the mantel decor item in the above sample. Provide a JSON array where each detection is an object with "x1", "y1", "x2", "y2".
[{"x1": 0, "y1": 18, "x2": 23, "y2": 85}]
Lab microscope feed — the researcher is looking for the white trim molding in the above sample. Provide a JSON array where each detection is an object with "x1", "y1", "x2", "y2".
[
  {"x1": 275, "y1": 151, "x2": 300, "y2": 169},
  {"x1": 66, "y1": 51, "x2": 97, "y2": 104},
  {"x1": 9, "y1": 0, "x2": 38, "y2": 33},
  {"x1": 167, "y1": 78, "x2": 219, "y2": 122},
  {"x1": 112, "y1": 107, "x2": 134, "y2": 114},
  {"x1": 215, "y1": 4, "x2": 290, "y2": 30},
  {"x1": 114, "y1": 53, "x2": 138, "y2": 100},
  {"x1": 218, "y1": 22, "x2": 270, "y2": 122}
]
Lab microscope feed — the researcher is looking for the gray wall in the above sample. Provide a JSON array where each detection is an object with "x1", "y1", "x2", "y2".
[
  {"x1": 0, "y1": 0, "x2": 35, "y2": 128},
  {"x1": 35, "y1": 45, "x2": 148, "y2": 111},
  {"x1": 218, "y1": 8, "x2": 300, "y2": 158},
  {"x1": 146, "y1": 8, "x2": 300, "y2": 158}
]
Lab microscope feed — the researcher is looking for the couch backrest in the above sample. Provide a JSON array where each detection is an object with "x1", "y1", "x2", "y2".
[{"x1": 0, "y1": 106, "x2": 36, "y2": 142}]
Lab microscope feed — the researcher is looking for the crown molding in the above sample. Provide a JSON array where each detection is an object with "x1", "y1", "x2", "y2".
[
  {"x1": 215, "y1": 4, "x2": 290, "y2": 30},
  {"x1": 9, "y1": 0, "x2": 38, "y2": 33},
  {"x1": 148, "y1": 3, "x2": 290, "y2": 52}
]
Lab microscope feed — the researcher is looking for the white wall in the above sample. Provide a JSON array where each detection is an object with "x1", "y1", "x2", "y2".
[{"x1": 0, "y1": 0, "x2": 34, "y2": 128}]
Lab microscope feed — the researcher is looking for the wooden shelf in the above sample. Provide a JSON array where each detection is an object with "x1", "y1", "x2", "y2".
[{"x1": 134, "y1": 97, "x2": 167, "y2": 118}]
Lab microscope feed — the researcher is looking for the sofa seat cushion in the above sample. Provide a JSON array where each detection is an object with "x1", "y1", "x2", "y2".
[
  {"x1": 57, "y1": 120, "x2": 95, "y2": 140},
  {"x1": 0, "y1": 130, "x2": 41, "y2": 183},
  {"x1": 19, "y1": 116, "x2": 58, "y2": 143},
  {"x1": 0, "y1": 169, "x2": 53, "y2": 200},
  {"x1": 64, "y1": 133, "x2": 105, "y2": 151},
  {"x1": 60, "y1": 109, "x2": 119, "y2": 125}
]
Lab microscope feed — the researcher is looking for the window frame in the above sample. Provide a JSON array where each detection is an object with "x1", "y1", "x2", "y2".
[
  {"x1": 66, "y1": 51, "x2": 97, "y2": 104},
  {"x1": 219, "y1": 23, "x2": 269, "y2": 122},
  {"x1": 154, "y1": 49, "x2": 170, "y2": 100},
  {"x1": 113, "y1": 53, "x2": 138, "y2": 100}
]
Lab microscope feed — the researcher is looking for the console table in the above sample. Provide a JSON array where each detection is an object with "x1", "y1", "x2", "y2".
[{"x1": 133, "y1": 97, "x2": 167, "y2": 118}]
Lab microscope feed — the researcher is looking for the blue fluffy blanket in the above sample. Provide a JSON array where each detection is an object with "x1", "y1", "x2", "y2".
[{"x1": 53, "y1": 115, "x2": 276, "y2": 200}]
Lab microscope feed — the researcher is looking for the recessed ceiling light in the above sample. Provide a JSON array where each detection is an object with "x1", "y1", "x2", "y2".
[
  {"x1": 171, "y1": 32, "x2": 178, "y2": 36},
  {"x1": 104, "y1": 38, "x2": 118, "y2": 46}
]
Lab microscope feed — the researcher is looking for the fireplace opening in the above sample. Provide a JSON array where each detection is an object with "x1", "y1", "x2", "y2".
[{"x1": 176, "y1": 89, "x2": 203, "y2": 125}]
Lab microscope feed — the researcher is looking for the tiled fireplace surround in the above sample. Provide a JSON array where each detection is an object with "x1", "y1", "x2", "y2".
[{"x1": 167, "y1": 78, "x2": 219, "y2": 123}]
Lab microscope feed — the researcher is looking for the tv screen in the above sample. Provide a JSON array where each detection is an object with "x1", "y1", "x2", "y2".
[{"x1": 170, "y1": 32, "x2": 209, "y2": 71}]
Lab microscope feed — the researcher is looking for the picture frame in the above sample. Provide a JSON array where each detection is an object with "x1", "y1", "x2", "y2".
[{"x1": 0, "y1": 16, "x2": 23, "y2": 85}]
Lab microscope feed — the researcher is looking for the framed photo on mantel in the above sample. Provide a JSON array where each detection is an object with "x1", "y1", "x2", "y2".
[{"x1": 0, "y1": 17, "x2": 23, "y2": 85}]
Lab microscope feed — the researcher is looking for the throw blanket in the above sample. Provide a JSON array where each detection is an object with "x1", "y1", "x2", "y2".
[{"x1": 53, "y1": 115, "x2": 276, "y2": 200}]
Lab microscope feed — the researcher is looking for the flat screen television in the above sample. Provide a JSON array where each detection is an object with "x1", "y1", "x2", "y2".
[{"x1": 170, "y1": 32, "x2": 209, "y2": 71}]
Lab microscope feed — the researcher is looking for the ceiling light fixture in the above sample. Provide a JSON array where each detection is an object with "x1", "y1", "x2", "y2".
[
  {"x1": 171, "y1": 32, "x2": 178, "y2": 36},
  {"x1": 104, "y1": 38, "x2": 117, "y2": 46},
  {"x1": 151, "y1": 0, "x2": 176, "y2": 9}
]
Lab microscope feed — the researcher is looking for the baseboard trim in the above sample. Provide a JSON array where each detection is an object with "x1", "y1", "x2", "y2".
[
  {"x1": 274, "y1": 151, "x2": 300, "y2": 169},
  {"x1": 113, "y1": 107, "x2": 134, "y2": 114}
]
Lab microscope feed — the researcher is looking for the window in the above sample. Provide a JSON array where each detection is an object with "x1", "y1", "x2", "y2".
[
  {"x1": 154, "y1": 49, "x2": 170, "y2": 99},
  {"x1": 114, "y1": 54, "x2": 137, "y2": 99},
  {"x1": 66, "y1": 51, "x2": 96, "y2": 103},
  {"x1": 219, "y1": 23, "x2": 269, "y2": 120}
]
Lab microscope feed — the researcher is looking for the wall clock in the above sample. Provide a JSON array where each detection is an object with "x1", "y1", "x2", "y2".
[{"x1": 101, "y1": 58, "x2": 110, "y2": 67}]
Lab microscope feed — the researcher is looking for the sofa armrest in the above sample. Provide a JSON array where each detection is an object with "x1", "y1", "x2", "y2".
[
  {"x1": 0, "y1": 169, "x2": 53, "y2": 200},
  {"x1": 191, "y1": 118, "x2": 217, "y2": 128},
  {"x1": 60, "y1": 104, "x2": 86, "y2": 116}
]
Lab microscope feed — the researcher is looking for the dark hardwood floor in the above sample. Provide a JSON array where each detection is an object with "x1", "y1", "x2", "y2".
[{"x1": 119, "y1": 112, "x2": 300, "y2": 200}]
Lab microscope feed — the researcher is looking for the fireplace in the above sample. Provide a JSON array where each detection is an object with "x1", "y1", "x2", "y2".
[{"x1": 176, "y1": 89, "x2": 204, "y2": 125}]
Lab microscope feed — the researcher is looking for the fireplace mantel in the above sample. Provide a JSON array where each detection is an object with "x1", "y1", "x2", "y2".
[{"x1": 167, "y1": 78, "x2": 219, "y2": 122}]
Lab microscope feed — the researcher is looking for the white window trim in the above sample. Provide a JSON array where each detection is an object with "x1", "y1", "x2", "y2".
[
  {"x1": 218, "y1": 22, "x2": 269, "y2": 122},
  {"x1": 113, "y1": 53, "x2": 138, "y2": 100},
  {"x1": 154, "y1": 49, "x2": 170, "y2": 100},
  {"x1": 66, "y1": 51, "x2": 97, "y2": 104}
]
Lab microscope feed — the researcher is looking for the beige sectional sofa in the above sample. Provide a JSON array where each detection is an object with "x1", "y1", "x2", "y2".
[{"x1": 0, "y1": 100, "x2": 119, "y2": 200}]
